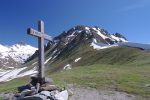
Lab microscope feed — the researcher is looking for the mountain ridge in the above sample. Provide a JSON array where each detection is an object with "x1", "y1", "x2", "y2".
[
  {"x1": 1, "y1": 25, "x2": 150, "y2": 82},
  {"x1": 26, "y1": 25, "x2": 150, "y2": 67}
]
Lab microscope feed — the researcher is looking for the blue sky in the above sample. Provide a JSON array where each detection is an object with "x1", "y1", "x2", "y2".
[{"x1": 0, "y1": 0, "x2": 150, "y2": 47}]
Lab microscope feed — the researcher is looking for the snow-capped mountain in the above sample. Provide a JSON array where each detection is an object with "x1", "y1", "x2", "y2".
[
  {"x1": 1, "y1": 25, "x2": 150, "y2": 82},
  {"x1": 39, "y1": 25, "x2": 150, "y2": 70},
  {"x1": 27, "y1": 25, "x2": 128, "y2": 64},
  {"x1": 0, "y1": 43, "x2": 37, "y2": 69},
  {"x1": 51, "y1": 25, "x2": 150, "y2": 51},
  {"x1": 26, "y1": 25, "x2": 129, "y2": 66},
  {"x1": 54, "y1": 25, "x2": 127, "y2": 45}
]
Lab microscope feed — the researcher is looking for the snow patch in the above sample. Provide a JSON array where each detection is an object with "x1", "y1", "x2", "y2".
[
  {"x1": 52, "y1": 55, "x2": 58, "y2": 60},
  {"x1": 74, "y1": 57, "x2": 81, "y2": 63},
  {"x1": 44, "y1": 57, "x2": 52, "y2": 64},
  {"x1": 85, "y1": 27, "x2": 92, "y2": 35},
  {"x1": 110, "y1": 35, "x2": 120, "y2": 41},
  {"x1": 85, "y1": 27, "x2": 90, "y2": 31},
  {"x1": 67, "y1": 32, "x2": 75, "y2": 38},
  {"x1": 92, "y1": 28, "x2": 108, "y2": 39},
  {"x1": 111, "y1": 35, "x2": 128, "y2": 42},
  {"x1": 63, "y1": 64, "x2": 72, "y2": 70},
  {"x1": 91, "y1": 39, "x2": 118, "y2": 50},
  {"x1": 96, "y1": 31, "x2": 108, "y2": 39},
  {"x1": 17, "y1": 67, "x2": 37, "y2": 78},
  {"x1": 92, "y1": 27, "x2": 97, "y2": 30}
]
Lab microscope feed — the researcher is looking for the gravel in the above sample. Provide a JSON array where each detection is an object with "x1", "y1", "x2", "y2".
[{"x1": 67, "y1": 86, "x2": 136, "y2": 100}]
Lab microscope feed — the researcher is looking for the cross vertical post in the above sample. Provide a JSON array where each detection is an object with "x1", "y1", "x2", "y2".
[{"x1": 38, "y1": 21, "x2": 45, "y2": 80}]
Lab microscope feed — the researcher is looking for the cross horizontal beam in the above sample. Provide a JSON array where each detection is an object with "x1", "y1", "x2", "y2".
[{"x1": 27, "y1": 28, "x2": 53, "y2": 41}]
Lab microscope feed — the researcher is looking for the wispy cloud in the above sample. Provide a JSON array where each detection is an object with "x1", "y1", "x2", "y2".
[{"x1": 120, "y1": 0, "x2": 150, "y2": 12}]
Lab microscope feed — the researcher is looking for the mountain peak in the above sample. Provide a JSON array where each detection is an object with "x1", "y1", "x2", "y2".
[{"x1": 54, "y1": 25, "x2": 127, "y2": 46}]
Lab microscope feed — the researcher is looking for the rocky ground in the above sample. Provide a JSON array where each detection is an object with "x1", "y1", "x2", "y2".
[
  {"x1": 0, "y1": 86, "x2": 148, "y2": 100},
  {"x1": 67, "y1": 84, "x2": 149, "y2": 100},
  {"x1": 68, "y1": 87, "x2": 136, "y2": 100},
  {"x1": 0, "y1": 93, "x2": 15, "y2": 100}
]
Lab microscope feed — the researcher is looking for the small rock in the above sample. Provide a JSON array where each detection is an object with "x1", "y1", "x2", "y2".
[{"x1": 145, "y1": 84, "x2": 150, "y2": 87}]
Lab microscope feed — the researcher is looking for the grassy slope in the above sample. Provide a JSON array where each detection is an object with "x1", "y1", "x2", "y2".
[
  {"x1": 49, "y1": 64, "x2": 150, "y2": 97},
  {"x1": 0, "y1": 45, "x2": 150, "y2": 98},
  {"x1": 0, "y1": 77, "x2": 30, "y2": 93},
  {"x1": 46, "y1": 45, "x2": 150, "y2": 98},
  {"x1": 46, "y1": 43, "x2": 150, "y2": 73}
]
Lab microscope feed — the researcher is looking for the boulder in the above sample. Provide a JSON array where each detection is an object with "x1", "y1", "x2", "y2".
[{"x1": 55, "y1": 90, "x2": 68, "y2": 100}]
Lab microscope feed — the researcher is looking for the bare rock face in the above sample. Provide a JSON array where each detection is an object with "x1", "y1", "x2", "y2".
[{"x1": 54, "y1": 25, "x2": 127, "y2": 46}]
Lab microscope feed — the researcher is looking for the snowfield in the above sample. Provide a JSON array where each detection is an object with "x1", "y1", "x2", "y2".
[
  {"x1": 91, "y1": 39, "x2": 118, "y2": 50},
  {"x1": 0, "y1": 67, "x2": 37, "y2": 82},
  {"x1": 63, "y1": 64, "x2": 72, "y2": 70}
]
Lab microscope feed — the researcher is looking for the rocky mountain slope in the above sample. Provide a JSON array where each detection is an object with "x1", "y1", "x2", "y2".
[
  {"x1": 1, "y1": 25, "x2": 150, "y2": 82},
  {"x1": 0, "y1": 43, "x2": 37, "y2": 69},
  {"x1": 26, "y1": 25, "x2": 150, "y2": 72},
  {"x1": 26, "y1": 25, "x2": 128, "y2": 63}
]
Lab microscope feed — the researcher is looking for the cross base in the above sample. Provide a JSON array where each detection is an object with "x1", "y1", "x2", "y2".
[{"x1": 38, "y1": 77, "x2": 45, "y2": 85}]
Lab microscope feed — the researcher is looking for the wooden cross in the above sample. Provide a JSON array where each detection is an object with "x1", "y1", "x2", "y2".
[{"x1": 27, "y1": 20, "x2": 53, "y2": 83}]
